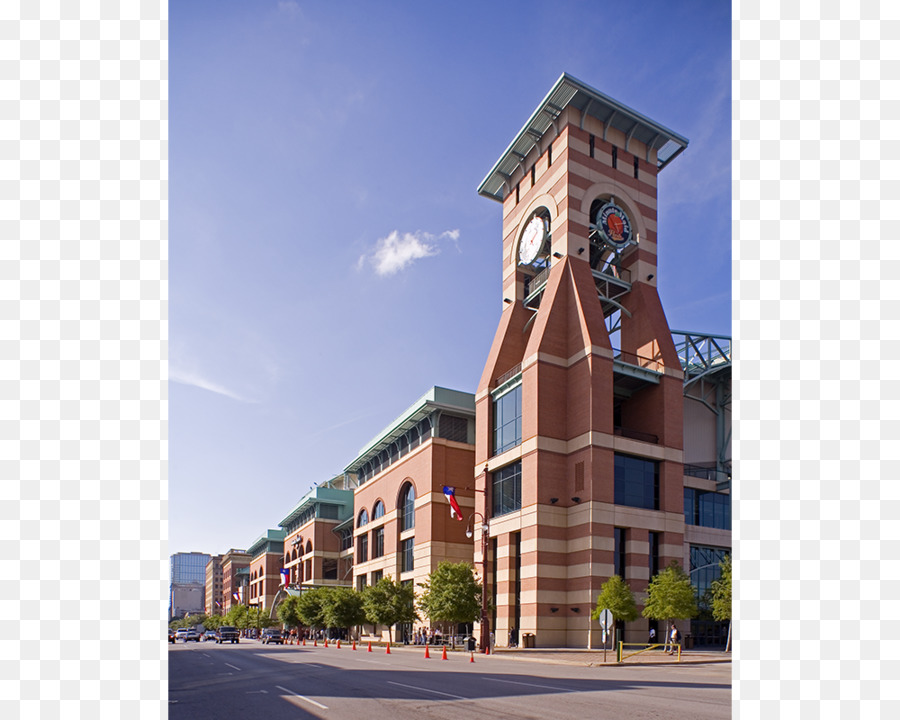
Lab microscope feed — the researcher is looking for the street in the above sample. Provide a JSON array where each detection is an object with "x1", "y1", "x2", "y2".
[{"x1": 169, "y1": 641, "x2": 731, "y2": 719}]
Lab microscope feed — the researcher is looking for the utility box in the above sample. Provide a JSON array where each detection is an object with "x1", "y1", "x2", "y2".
[{"x1": 522, "y1": 633, "x2": 535, "y2": 648}]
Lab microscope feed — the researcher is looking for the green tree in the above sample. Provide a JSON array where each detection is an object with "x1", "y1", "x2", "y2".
[
  {"x1": 203, "y1": 615, "x2": 224, "y2": 630},
  {"x1": 417, "y1": 562, "x2": 481, "y2": 648},
  {"x1": 225, "y1": 603, "x2": 249, "y2": 629},
  {"x1": 277, "y1": 595, "x2": 304, "y2": 631},
  {"x1": 710, "y1": 554, "x2": 732, "y2": 652},
  {"x1": 295, "y1": 586, "x2": 328, "y2": 631},
  {"x1": 362, "y1": 576, "x2": 418, "y2": 644},
  {"x1": 320, "y1": 587, "x2": 366, "y2": 639},
  {"x1": 641, "y1": 560, "x2": 697, "y2": 649},
  {"x1": 591, "y1": 574, "x2": 639, "y2": 625}
]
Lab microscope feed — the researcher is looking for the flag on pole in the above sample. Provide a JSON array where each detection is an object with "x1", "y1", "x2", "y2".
[
  {"x1": 443, "y1": 486, "x2": 464, "y2": 521},
  {"x1": 232, "y1": 592, "x2": 239, "y2": 602},
  {"x1": 281, "y1": 568, "x2": 290, "y2": 587}
]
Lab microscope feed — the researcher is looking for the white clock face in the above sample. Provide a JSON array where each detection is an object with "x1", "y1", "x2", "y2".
[{"x1": 518, "y1": 216, "x2": 545, "y2": 265}]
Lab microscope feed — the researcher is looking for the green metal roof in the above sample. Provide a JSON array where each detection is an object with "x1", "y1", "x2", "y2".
[
  {"x1": 247, "y1": 528, "x2": 286, "y2": 558},
  {"x1": 478, "y1": 72, "x2": 690, "y2": 203},
  {"x1": 343, "y1": 386, "x2": 475, "y2": 474},
  {"x1": 277, "y1": 485, "x2": 354, "y2": 528}
]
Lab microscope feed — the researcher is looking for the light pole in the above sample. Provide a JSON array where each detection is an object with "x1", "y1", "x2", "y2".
[{"x1": 466, "y1": 512, "x2": 490, "y2": 653}]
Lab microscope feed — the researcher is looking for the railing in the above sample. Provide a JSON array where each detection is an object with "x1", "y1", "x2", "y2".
[
  {"x1": 684, "y1": 464, "x2": 731, "y2": 483},
  {"x1": 495, "y1": 363, "x2": 522, "y2": 388},
  {"x1": 614, "y1": 426, "x2": 658, "y2": 444}
]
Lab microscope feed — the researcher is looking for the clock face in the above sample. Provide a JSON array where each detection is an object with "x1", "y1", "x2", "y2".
[
  {"x1": 595, "y1": 202, "x2": 633, "y2": 248},
  {"x1": 518, "y1": 215, "x2": 546, "y2": 265}
]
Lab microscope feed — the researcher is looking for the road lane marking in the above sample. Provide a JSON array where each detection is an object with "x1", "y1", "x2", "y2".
[
  {"x1": 387, "y1": 681, "x2": 467, "y2": 700},
  {"x1": 276, "y1": 685, "x2": 329, "y2": 710},
  {"x1": 224, "y1": 663, "x2": 242, "y2": 671},
  {"x1": 481, "y1": 677, "x2": 573, "y2": 692}
]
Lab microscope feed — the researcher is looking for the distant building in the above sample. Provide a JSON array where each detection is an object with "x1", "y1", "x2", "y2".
[
  {"x1": 169, "y1": 551, "x2": 210, "y2": 620},
  {"x1": 220, "y1": 548, "x2": 251, "y2": 614},
  {"x1": 205, "y1": 555, "x2": 225, "y2": 616},
  {"x1": 248, "y1": 529, "x2": 286, "y2": 613}
]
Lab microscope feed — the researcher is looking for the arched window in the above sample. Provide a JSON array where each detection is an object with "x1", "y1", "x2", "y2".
[
  {"x1": 357, "y1": 508, "x2": 369, "y2": 528},
  {"x1": 398, "y1": 482, "x2": 415, "y2": 532},
  {"x1": 305, "y1": 540, "x2": 312, "y2": 554},
  {"x1": 373, "y1": 500, "x2": 385, "y2": 519},
  {"x1": 285, "y1": 553, "x2": 290, "y2": 565}
]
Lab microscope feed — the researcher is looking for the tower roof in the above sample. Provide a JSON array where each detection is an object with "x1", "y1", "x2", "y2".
[{"x1": 477, "y1": 72, "x2": 690, "y2": 203}]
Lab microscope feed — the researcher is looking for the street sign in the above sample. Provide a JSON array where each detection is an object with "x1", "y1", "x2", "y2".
[{"x1": 597, "y1": 609, "x2": 613, "y2": 631}]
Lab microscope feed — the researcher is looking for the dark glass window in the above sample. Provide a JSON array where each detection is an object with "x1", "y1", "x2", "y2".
[
  {"x1": 589, "y1": 134, "x2": 595, "y2": 158},
  {"x1": 614, "y1": 528, "x2": 626, "y2": 578},
  {"x1": 372, "y1": 527, "x2": 384, "y2": 558},
  {"x1": 633, "y1": 155, "x2": 639, "y2": 179},
  {"x1": 356, "y1": 575, "x2": 367, "y2": 592},
  {"x1": 357, "y1": 509, "x2": 368, "y2": 528},
  {"x1": 690, "y1": 545, "x2": 728, "y2": 597},
  {"x1": 683, "y1": 489, "x2": 731, "y2": 530},
  {"x1": 400, "y1": 537, "x2": 414, "y2": 573},
  {"x1": 516, "y1": 182, "x2": 520, "y2": 203},
  {"x1": 399, "y1": 483, "x2": 415, "y2": 531},
  {"x1": 357, "y1": 534, "x2": 368, "y2": 563},
  {"x1": 492, "y1": 462, "x2": 522, "y2": 517},
  {"x1": 371, "y1": 569, "x2": 383, "y2": 585},
  {"x1": 373, "y1": 500, "x2": 385, "y2": 519},
  {"x1": 439, "y1": 415, "x2": 469, "y2": 443},
  {"x1": 612, "y1": 146, "x2": 618, "y2": 169},
  {"x1": 649, "y1": 531, "x2": 660, "y2": 578},
  {"x1": 322, "y1": 559, "x2": 337, "y2": 580},
  {"x1": 493, "y1": 384, "x2": 522, "y2": 455},
  {"x1": 548, "y1": 143, "x2": 552, "y2": 166},
  {"x1": 531, "y1": 165, "x2": 536, "y2": 186},
  {"x1": 340, "y1": 529, "x2": 352, "y2": 551},
  {"x1": 613, "y1": 454, "x2": 659, "y2": 510}
]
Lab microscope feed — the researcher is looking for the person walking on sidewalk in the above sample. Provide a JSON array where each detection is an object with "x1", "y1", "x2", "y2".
[
  {"x1": 668, "y1": 623, "x2": 681, "y2": 655},
  {"x1": 648, "y1": 627, "x2": 656, "y2": 645}
]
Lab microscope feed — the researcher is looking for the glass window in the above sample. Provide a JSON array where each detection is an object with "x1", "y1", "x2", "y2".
[
  {"x1": 690, "y1": 545, "x2": 728, "y2": 598},
  {"x1": 493, "y1": 384, "x2": 522, "y2": 455},
  {"x1": 356, "y1": 575, "x2": 367, "y2": 592},
  {"x1": 372, "y1": 527, "x2": 384, "y2": 559},
  {"x1": 357, "y1": 534, "x2": 368, "y2": 563},
  {"x1": 322, "y1": 559, "x2": 337, "y2": 580},
  {"x1": 373, "y1": 500, "x2": 385, "y2": 519},
  {"x1": 400, "y1": 537, "x2": 414, "y2": 573},
  {"x1": 372, "y1": 569, "x2": 383, "y2": 585},
  {"x1": 357, "y1": 509, "x2": 369, "y2": 528},
  {"x1": 684, "y1": 489, "x2": 731, "y2": 530},
  {"x1": 399, "y1": 483, "x2": 415, "y2": 531},
  {"x1": 614, "y1": 528, "x2": 626, "y2": 578},
  {"x1": 649, "y1": 531, "x2": 660, "y2": 578},
  {"x1": 491, "y1": 462, "x2": 522, "y2": 517},
  {"x1": 613, "y1": 454, "x2": 659, "y2": 510}
]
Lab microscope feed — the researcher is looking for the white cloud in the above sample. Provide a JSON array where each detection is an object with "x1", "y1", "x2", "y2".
[
  {"x1": 169, "y1": 366, "x2": 255, "y2": 403},
  {"x1": 361, "y1": 229, "x2": 459, "y2": 277},
  {"x1": 277, "y1": 1, "x2": 300, "y2": 16}
]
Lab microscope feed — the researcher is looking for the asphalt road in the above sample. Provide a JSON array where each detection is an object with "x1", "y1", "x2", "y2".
[{"x1": 169, "y1": 640, "x2": 731, "y2": 720}]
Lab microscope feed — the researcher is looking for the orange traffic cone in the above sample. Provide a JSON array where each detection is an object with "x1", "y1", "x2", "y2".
[
  {"x1": 441, "y1": 645, "x2": 448, "y2": 660},
  {"x1": 314, "y1": 638, "x2": 318, "y2": 647},
  {"x1": 386, "y1": 643, "x2": 391, "y2": 654},
  {"x1": 424, "y1": 644, "x2": 430, "y2": 659},
  {"x1": 367, "y1": 641, "x2": 372, "y2": 652},
  {"x1": 324, "y1": 638, "x2": 328, "y2": 648},
  {"x1": 470, "y1": 651, "x2": 475, "y2": 663},
  {"x1": 337, "y1": 639, "x2": 341, "y2": 649},
  {"x1": 352, "y1": 640, "x2": 356, "y2": 651},
  {"x1": 485, "y1": 645, "x2": 490, "y2": 655},
  {"x1": 302, "y1": 637, "x2": 306, "y2": 646}
]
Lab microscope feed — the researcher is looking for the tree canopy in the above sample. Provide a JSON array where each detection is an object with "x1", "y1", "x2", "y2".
[
  {"x1": 591, "y1": 574, "x2": 638, "y2": 623},
  {"x1": 641, "y1": 560, "x2": 698, "y2": 622},
  {"x1": 362, "y1": 576, "x2": 418, "y2": 643},
  {"x1": 277, "y1": 595, "x2": 304, "y2": 629},
  {"x1": 417, "y1": 562, "x2": 481, "y2": 627},
  {"x1": 294, "y1": 586, "x2": 328, "y2": 629},
  {"x1": 710, "y1": 554, "x2": 731, "y2": 622},
  {"x1": 320, "y1": 587, "x2": 367, "y2": 634}
]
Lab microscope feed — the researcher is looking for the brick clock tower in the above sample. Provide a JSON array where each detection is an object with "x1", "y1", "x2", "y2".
[{"x1": 474, "y1": 74, "x2": 690, "y2": 648}]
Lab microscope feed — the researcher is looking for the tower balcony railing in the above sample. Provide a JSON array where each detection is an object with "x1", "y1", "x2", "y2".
[{"x1": 612, "y1": 349, "x2": 664, "y2": 374}]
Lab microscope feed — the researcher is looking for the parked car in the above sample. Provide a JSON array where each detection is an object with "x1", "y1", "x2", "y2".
[
  {"x1": 261, "y1": 629, "x2": 284, "y2": 645},
  {"x1": 216, "y1": 625, "x2": 239, "y2": 644},
  {"x1": 175, "y1": 628, "x2": 189, "y2": 641},
  {"x1": 168, "y1": 628, "x2": 176, "y2": 644},
  {"x1": 201, "y1": 630, "x2": 217, "y2": 642},
  {"x1": 183, "y1": 629, "x2": 200, "y2": 642}
]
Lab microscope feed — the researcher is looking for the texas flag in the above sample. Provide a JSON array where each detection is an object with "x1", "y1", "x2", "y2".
[
  {"x1": 443, "y1": 486, "x2": 464, "y2": 521},
  {"x1": 280, "y1": 568, "x2": 290, "y2": 587}
]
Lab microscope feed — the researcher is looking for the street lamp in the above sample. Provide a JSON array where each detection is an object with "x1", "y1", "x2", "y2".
[{"x1": 466, "y1": 512, "x2": 490, "y2": 653}]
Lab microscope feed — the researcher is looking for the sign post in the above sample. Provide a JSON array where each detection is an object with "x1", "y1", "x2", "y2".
[{"x1": 597, "y1": 609, "x2": 613, "y2": 663}]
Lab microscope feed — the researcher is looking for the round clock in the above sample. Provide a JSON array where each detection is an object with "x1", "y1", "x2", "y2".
[
  {"x1": 595, "y1": 202, "x2": 633, "y2": 248},
  {"x1": 518, "y1": 215, "x2": 546, "y2": 265}
]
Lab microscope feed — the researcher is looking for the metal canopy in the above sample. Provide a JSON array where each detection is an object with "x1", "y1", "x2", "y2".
[{"x1": 478, "y1": 72, "x2": 690, "y2": 203}]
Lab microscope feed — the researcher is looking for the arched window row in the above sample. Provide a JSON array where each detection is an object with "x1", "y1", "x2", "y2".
[
  {"x1": 398, "y1": 481, "x2": 415, "y2": 532},
  {"x1": 356, "y1": 417, "x2": 432, "y2": 484}
]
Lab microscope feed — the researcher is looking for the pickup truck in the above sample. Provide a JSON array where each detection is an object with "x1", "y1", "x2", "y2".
[{"x1": 216, "y1": 625, "x2": 240, "y2": 644}]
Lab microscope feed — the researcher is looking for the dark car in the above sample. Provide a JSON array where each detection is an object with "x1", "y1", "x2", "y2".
[
  {"x1": 216, "y1": 625, "x2": 240, "y2": 644},
  {"x1": 168, "y1": 628, "x2": 176, "y2": 644},
  {"x1": 261, "y1": 629, "x2": 284, "y2": 645}
]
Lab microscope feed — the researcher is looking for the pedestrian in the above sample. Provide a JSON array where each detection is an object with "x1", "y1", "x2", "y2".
[
  {"x1": 648, "y1": 626, "x2": 656, "y2": 645},
  {"x1": 508, "y1": 626, "x2": 518, "y2": 648},
  {"x1": 668, "y1": 623, "x2": 680, "y2": 655}
]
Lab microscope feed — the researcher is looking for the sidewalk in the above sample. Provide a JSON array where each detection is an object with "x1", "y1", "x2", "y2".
[{"x1": 487, "y1": 646, "x2": 731, "y2": 667}]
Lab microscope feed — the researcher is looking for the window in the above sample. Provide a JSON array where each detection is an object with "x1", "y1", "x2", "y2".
[
  {"x1": 589, "y1": 134, "x2": 595, "y2": 159},
  {"x1": 372, "y1": 527, "x2": 384, "y2": 558},
  {"x1": 613, "y1": 454, "x2": 659, "y2": 510},
  {"x1": 322, "y1": 559, "x2": 337, "y2": 580},
  {"x1": 305, "y1": 540, "x2": 312, "y2": 554},
  {"x1": 400, "y1": 537, "x2": 414, "y2": 573},
  {"x1": 612, "y1": 146, "x2": 618, "y2": 169},
  {"x1": 399, "y1": 482, "x2": 415, "y2": 531},
  {"x1": 492, "y1": 462, "x2": 522, "y2": 517},
  {"x1": 684, "y1": 489, "x2": 731, "y2": 530},
  {"x1": 493, "y1": 384, "x2": 522, "y2": 455},
  {"x1": 633, "y1": 155, "x2": 639, "y2": 179},
  {"x1": 372, "y1": 569, "x2": 383, "y2": 585},
  {"x1": 547, "y1": 143, "x2": 552, "y2": 166},
  {"x1": 515, "y1": 182, "x2": 520, "y2": 204},
  {"x1": 356, "y1": 575, "x2": 367, "y2": 592},
  {"x1": 357, "y1": 533, "x2": 369, "y2": 563},
  {"x1": 614, "y1": 528, "x2": 627, "y2": 578},
  {"x1": 649, "y1": 531, "x2": 660, "y2": 578},
  {"x1": 357, "y1": 509, "x2": 369, "y2": 528},
  {"x1": 373, "y1": 500, "x2": 385, "y2": 519},
  {"x1": 439, "y1": 415, "x2": 469, "y2": 443},
  {"x1": 690, "y1": 545, "x2": 728, "y2": 598},
  {"x1": 340, "y1": 529, "x2": 352, "y2": 551},
  {"x1": 531, "y1": 165, "x2": 536, "y2": 186}
]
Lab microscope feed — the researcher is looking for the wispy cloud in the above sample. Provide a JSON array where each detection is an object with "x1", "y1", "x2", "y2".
[
  {"x1": 277, "y1": 1, "x2": 301, "y2": 16},
  {"x1": 169, "y1": 366, "x2": 255, "y2": 403},
  {"x1": 359, "y1": 229, "x2": 459, "y2": 277}
]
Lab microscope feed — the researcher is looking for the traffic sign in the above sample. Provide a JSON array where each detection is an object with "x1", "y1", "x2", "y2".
[{"x1": 597, "y1": 608, "x2": 613, "y2": 630}]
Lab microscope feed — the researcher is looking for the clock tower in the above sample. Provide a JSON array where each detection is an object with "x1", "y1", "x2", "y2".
[{"x1": 474, "y1": 73, "x2": 690, "y2": 648}]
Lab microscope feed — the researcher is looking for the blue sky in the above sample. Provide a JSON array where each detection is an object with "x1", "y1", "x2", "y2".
[{"x1": 169, "y1": 0, "x2": 731, "y2": 556}]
